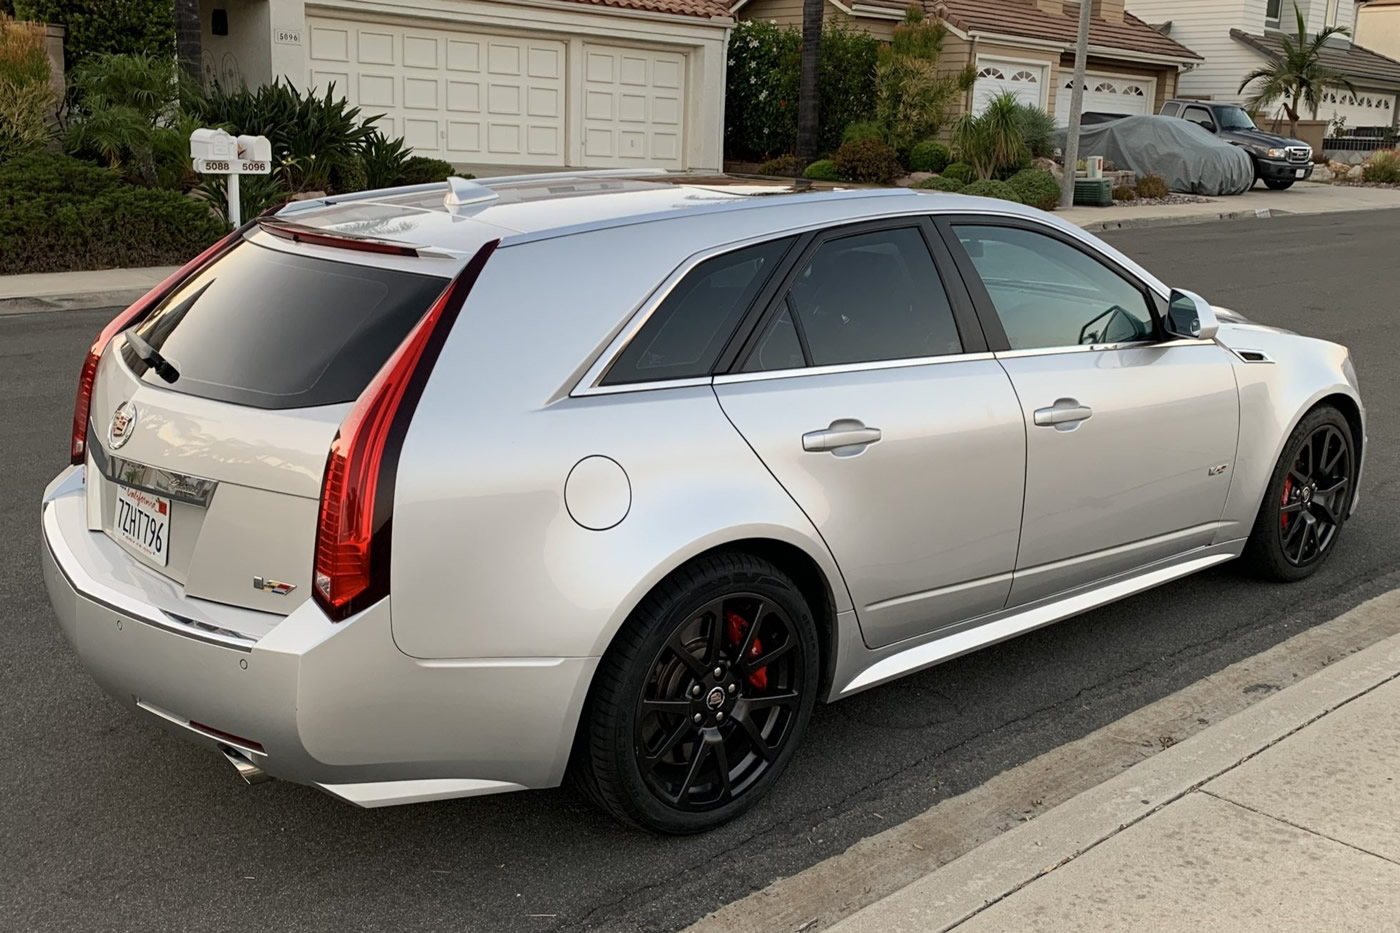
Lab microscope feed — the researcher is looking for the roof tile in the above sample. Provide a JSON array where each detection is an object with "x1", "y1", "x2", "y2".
[
  {"x1": 560, "y1": 0, "x2": 730, "y2": 19},
  {"x1": 1232, "y1": 29, "x2": 1400, "y2": 88},
  {"x1": 930, "y1": 0, "x2": 1201, "y2": 60}
]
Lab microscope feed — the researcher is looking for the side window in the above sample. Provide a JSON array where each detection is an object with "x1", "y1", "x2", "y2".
[
  {"x1": 953, "y1": 224, "x2": 1155, "y2": 351},
  {"x1": 1183, "y1": 106, "x2": 1216, "y2": 131},
  {"x1": 603, "y1": 237, "x2": 794, "y2": 385},
  {"x1": 748, "y1": 227, "x2": 963, "y2": 370},
  {"x1": 1160, "y1": 101, "x2": 1180, "y2": 117}
]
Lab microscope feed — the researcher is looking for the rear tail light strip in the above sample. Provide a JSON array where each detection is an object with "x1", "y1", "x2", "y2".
[{"x1": 312, "y1": 239, "x2": 500, "y2": 621}]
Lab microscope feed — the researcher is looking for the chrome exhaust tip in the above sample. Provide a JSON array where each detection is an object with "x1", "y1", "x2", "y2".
[{"x1": 219, "y1": 745, "x2": 272, "y2": 784}]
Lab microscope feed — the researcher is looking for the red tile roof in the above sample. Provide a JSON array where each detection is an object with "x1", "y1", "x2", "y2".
[{"x1": 560, "y1": 0, "x2": 731, "y2": 18}]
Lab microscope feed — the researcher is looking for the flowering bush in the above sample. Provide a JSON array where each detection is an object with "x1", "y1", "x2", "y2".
[{"x1": 724, "y1": 20, "x2": 879, "y2": 161}]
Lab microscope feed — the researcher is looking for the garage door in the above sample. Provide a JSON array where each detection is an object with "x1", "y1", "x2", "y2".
[
  {"x1": 1056, "y1": 74, "x2": 1154, "y2": 126},
  {"x1": 1318, "y1": 88, "x2": 1395, "y2": 131},
  {"x1": 973, "y1": 61, "x2": 1045, "y2": 114},
  {"x1": 307, "y1": 16, "x2": 565, "y2": 166},
  {"x1": 582, "y1": 44, "x2": 685, "y2": 168}
]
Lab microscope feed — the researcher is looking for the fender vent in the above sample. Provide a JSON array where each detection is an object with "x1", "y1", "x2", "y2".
[{"x1": 1231, "y1": 348, "x2": 1273, "y2": 363}]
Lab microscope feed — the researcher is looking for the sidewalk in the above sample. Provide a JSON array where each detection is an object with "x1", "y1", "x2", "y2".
[
  {"x1": 0, "y1": 266, "x2": 177, "y2": 315},
  {"x1": 828, "y1": 623, "x2": 1400, "y2": 933}
]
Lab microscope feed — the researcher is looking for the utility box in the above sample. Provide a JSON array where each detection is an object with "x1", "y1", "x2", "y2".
[
  {"x1": 189, "y1": 127, "x2": 235, "y2": 161},
  {"x1": 1073, "y1": 177, "x2": 1114, "y2": 207}
]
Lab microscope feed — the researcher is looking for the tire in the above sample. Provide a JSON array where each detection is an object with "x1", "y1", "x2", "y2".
[
  {"x1": 1241, "y1": 405, "x2": 1355, "y2": 582},
  {"x1": 1264, "y1": 179, "x2": 1295, "y2": 190},
  {"x1": 571, "y1": 552, "x2": 820, "y2": 834}
]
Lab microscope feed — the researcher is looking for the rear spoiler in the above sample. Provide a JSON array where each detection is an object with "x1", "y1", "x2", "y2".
[{"x1": 255, "y1": 218, "x2": 442, "y2": 258}]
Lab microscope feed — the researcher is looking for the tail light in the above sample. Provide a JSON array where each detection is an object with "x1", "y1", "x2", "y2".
[
  {"x1": 312, "y1": 240, "x2": 499, "y2": 621},
  {"x1": 69, "y1": 223, "x2": 254, "y2": 465}
]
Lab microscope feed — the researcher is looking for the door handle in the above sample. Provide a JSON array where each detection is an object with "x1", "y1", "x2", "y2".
[
  {"x1": 803, "y1": 420, "x2": 882, "y2": 453},
  {"x1": 1033, "y1": 400, "x2": 1093, "y2": 428}
]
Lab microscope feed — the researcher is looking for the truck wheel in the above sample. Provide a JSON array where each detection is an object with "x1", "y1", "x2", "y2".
[{"x1": 1264, "y1": 179, "x2": 1295, "y2": 190}]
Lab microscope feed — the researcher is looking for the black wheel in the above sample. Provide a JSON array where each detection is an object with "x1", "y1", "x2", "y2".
[
  {"x1": 571, "y1": 553, "x2": 819, "y2": 833},
  {"x1": 1264, "y1": 179, "x2": 1295, "y2": 190},
  {"x1": 1242, "y1": 406, "x2": 1354, "y2": 581}
]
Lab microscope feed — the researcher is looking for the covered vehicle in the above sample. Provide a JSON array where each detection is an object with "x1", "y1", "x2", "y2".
[{"x1": 1055, "y1": 114, "x2": 1255, "y2": 195}]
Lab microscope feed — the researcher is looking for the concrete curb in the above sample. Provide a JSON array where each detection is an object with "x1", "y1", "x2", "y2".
[
  {"x1": 0, "y1": 289, "x2": 150, "y2": 316},
  {"x1": 827, "y1": 596, "x2": 1400, "y2": 933},
  {"x1": 1077, "y1": 207, "x2": 1285, "y2": 233}
]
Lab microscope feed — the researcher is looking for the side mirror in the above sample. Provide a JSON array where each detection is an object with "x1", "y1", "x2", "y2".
[{"x1": 1165, "y1": 289, "x2": 1219, "y2": 341}]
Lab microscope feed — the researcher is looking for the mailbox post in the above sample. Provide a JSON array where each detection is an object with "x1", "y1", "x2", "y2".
[{"x1": 189, "y1": 129, "x2": 273, "y2": 226}]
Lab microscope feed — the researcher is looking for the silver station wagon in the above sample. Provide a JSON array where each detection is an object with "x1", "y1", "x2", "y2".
[{"x1": 42, "y1": 172, "x2": 1364, "y2": 833}]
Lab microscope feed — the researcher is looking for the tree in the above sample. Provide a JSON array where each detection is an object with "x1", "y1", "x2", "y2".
[
  {"x1": 874, "y1": 6, "x2": 975, "y2": 156},
  {"x1": 795, "y1": 0, "x2": 823, "y2": 164},
  {"x1": 952, "y1": 92, "x2": 1029, "y2": 180},
  {"x1": 1239, "y1": 1, "x2": 1355, "y2": 138},
  {"x1": 173, "y1": 0, "x2": 200, "y2": 82}
]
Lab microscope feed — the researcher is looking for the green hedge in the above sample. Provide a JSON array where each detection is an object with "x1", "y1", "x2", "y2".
[
  {"x1": 1007, "y1": 167, "x2": 1060, "y2": 211},
  {"x1": 960, "y1": 178, "x2": 1022, "y2": 203},
  {"x1": 0, "y1": 153, "x2": 225, "y2": 274},
  {"x1": 13, "y1": 0, "x2": 173, "y2": 72},
  {"x1": 912, "y1": 175, "x2": 965, "y2": 192}
]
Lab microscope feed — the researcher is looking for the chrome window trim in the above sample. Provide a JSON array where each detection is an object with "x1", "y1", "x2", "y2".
[
  {"x1": 993, "y1": 337, "x2": 1217, "y2": 360},
  {"x1": 713, "y1": 351, "x2": 998, "y2": 385},
  {"x1": 572, "y1": 376, "x2": 714, "y2": 397}
]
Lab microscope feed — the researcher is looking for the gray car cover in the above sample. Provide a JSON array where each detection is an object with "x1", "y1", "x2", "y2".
[{"x1": 1054, "y1": 115, "x2": 1255, "y2": 195}]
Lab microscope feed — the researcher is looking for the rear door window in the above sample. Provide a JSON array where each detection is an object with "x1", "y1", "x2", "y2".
[
  {"x1": 1160, "y1": 101, "x2": 1181, "y2": 117},
  {"x1": 602, "y1": 237, "x2": 794, "y2": 385},
  {"x1": 121, "y1": 241, "x2": 448, "y2": 410}
]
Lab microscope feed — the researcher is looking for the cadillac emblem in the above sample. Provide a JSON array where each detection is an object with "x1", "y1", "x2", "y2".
[{"x1": 108, "y1": 401, "x2": 137, "y2": 450}]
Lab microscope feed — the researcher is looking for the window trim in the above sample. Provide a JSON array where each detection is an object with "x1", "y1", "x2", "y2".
[
  {"x1": 934, "y1": 215, "x2": 1169, "y2": 356},
  {"x1": 1182, "y1": 104, "x2": 1217, "y2": 131},
  {"x1": 729, "y1": 216, "x2": 989, "y2": 376}
]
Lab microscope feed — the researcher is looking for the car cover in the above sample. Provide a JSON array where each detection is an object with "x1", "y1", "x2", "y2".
[{"x1": 1054, "y1": 115, "x2": 1255, "y2": 195}]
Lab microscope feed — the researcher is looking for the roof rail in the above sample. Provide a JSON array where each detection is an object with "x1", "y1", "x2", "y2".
[{"x1": 274, "y1": 180, "x2": 452, "y2": 216}]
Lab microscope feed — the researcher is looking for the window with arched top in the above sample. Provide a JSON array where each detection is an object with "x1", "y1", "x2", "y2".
[
  {"x1": 978, "y1": 67, "x2": 1006, "y2": 79},
  {"x1": 1094, "y1": 82, "x2": 1118, "y2": 93},
  {"x1": 1123, "y1": 85, "x2": 1146, "y2": 96},
  {"x1": 1010, "y1": 70, "x2": 1039, "y2": 83}
]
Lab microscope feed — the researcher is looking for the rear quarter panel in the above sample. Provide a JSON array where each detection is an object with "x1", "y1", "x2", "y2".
[{"x1": 389, "y1": 222, "x2": 852, "y2": 660}]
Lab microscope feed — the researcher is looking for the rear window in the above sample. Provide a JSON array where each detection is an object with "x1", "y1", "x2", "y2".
[{"x1": 120, "y1": 241, "x2": 447, "y2": 410}]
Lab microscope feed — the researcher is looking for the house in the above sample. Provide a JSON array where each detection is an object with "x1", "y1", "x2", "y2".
[
  {"x1": 1127, "y1": 0, "x2": 1400, "y2": 131},
  {"x1": 195, "y1": 0, "x2": 733, "y2": 171},
  {"x1": 730, "y1": 0, "x2": 1202, "y2": 126},
  {"x1": 1356, "y1": 0, "x2": 1400, "y2": 63}
]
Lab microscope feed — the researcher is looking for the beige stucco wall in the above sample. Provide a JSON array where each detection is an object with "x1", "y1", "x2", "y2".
[
  {"x1": 1356, "y1": 5, "x2": 1400, "y2": 63},
  {"x1": 200, "y1": 0, "x2": 274, "y2": 89}
]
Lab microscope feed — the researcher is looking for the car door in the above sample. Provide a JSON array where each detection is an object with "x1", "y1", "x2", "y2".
[
  {"x1": 936, "y1": 218, "x2": 1240, "y2": 607},
  {"x1": 713, "y1": 220, "x2": 1027, "y2": 649},
  {"x1": 1182, "y1": 104, "x2": 1218, "y2": 134}
]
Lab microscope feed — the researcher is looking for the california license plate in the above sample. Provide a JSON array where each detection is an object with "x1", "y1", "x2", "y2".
[
  {"x1": 1295, "y1": 168, "x2": 1306, "y2": 178},
  {"x1": 115, "y1": 486, "x2": 170, "y2": 566}
]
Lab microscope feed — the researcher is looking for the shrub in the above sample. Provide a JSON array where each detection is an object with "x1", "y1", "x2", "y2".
[
  {"x1": 832, "y1": 137, "x2": 902, "y2": 184},
  {"x1": 329, "y1": 154, "x2": 368, "y2": 194},
  {"x1": 757, "y1": 153, "x2": 803, "y2": 176},
  {"x1": 361, "y1": 129, "x2": 410, "y2": 189},
  {"x1": 841, "y1": 120, "x2": 889, "y2": 145},
  {"x1": 908, "y1": 139, "x2": 951, "y2": 173},
  {"x1": 953, "y1": 92, "x2": 1029, "y2": 180},
  {"x1": 399, "y1": 155, "x2": 461, "y2": 185},
  {"x1": 942, "y1": 161, "x2": 974, "y2": 184},
  {"x1": 1007, "y1": 167, "x2": 1061, "y2": 211},
  {"x1": 193, "y1": 171, "x2": 290, "y2": 225},
  {"x1": 912, "y1": 175, "x2": 965, "y2": 192},
  {"x1": 0, "y1": 152, "x2": 226, "y2": 274},
  {"x1": 816, "y1": 22, "x2": 881, "y2": 152},
  {"x1": 1136, "y1": 172, "x2": 1170, "y2": 199},
  {"x1": 0, "y1": 15, "x2": 54, "y2": 162},
  {"x1": 803, "y1": 158, "x2": 841, "y2": 181},
  {"x1": 0, "y1": 13, "x2": 49, "y2": 85},
  {"x1": 1015, "y1": 103, "x2": 1056, "y2": 159},
  {"x1": 959, "y1": 178, "x2": 1022, "y2": 203},
  {"x1": 14, "y1": 0, "x2": 174, "y2": 72},
  {"x1": 1362, "y1": 149, "x2": 1400, "y2": 184},
  {"x1": 875, "y1": 7, "x2": 975, "y2": 156},
  {"x1": 1112, "y1": 184, "x2": 1139, "y2": 201}
]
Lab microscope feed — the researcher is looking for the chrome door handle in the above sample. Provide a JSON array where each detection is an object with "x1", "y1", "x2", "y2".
[
  {"x1": 803, "y1": 420, "x2": 882, "y2": 452},
  {"x1": 1033, "y1": 401, "x2": 1093, "y2": 428}
]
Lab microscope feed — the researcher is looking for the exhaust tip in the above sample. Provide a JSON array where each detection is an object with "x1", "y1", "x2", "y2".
[{"x1": 219, "y1": 745, "x2": 272, "y2": 785}]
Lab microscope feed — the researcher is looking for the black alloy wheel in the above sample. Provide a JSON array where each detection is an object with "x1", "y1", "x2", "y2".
[
  {"x1": 1277, "y1": 423, "x2": 1351, "y2": 567},
  {"x1": 1243, "y1": 405, "x2": 1355, "y2": 581},
  {"x1": 571, "y1": 553, "x2": 819, "y2": 833}
]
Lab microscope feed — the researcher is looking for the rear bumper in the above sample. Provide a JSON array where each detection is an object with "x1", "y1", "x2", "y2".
[
  {"x1": 41, "y1": 466, "x2": 597, "y2": 806},
  {"x1": 1256, "y1": 159, "x2": 1312, "y2": 182}
]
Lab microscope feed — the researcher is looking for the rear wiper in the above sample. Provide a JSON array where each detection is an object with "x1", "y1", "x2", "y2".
[{"x1": 125, "y1": 329, "x2": 180, "y2": 383}]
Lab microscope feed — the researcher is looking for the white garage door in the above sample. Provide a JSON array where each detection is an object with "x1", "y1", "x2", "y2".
[
  {"x1": 307, "y1": 16, "x2": 565, "y2": 165},
  {"x1": 1317, "y1": 88, "x2": 1395, "y2": 130},
  {"x1": 582, "y1": 44, "x2": 685, "y2": 168},
  {"x1": 1056, "y1": 74, "x2": 1154, "y2": 126},
  {"x1": 973, "y1": 61, "x2": 1045, "y2": 114}
]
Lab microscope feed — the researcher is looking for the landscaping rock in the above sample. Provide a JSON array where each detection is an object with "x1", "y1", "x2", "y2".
[
  {"x1": 1328, "y1": 160, "x2": 1352, "y2": 177},
  {"x1": 898, "y1": 172, "x2": 934, "y2": 186},
  {"x1": 1312, "y1": 164, "x2": 1334, "y2": 183},
  {"x1": 1034, "y1": 158, "x2": 1062, "y2": 181},
  {"x1": 1347, "y1": 165, "x2": 1366, "y2": 181}
]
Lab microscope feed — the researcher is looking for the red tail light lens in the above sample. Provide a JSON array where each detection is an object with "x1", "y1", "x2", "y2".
[
  {"x1": 69, "y1": 225, "x2": 252, "y2": 465},
  {"x1": 313, "y1": 240, "x2": 499, "y2": 621}
]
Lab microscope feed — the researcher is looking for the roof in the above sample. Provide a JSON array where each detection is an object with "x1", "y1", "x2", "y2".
[
  {"x1": 555, "y1": 0, "x2": 731, "y2": 18},
  {"x1": 1231, "y1": 29, "x2": 1400, "y2": 88},
  {"x1": 844, "y1": 0, "x2": 1200, "y2": 61}
]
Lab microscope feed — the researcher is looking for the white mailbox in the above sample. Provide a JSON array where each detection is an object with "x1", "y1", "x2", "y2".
[
  {"x1": 189, "y1": 127, "x2": 235, "y2": 161},
  {"x1": 236, "y1": 134, "x2": 272, "y2": 162}
]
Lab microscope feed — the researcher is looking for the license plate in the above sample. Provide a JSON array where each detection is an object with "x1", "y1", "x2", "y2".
[
  {"x1": 115, "y1": 486, "x2": 170, "y2": 566},
  {"x1": 1296, "y1": 168, "x2": 1306, "y2": 178}
]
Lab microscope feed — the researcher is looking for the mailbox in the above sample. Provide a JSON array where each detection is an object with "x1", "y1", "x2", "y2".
[
  {"x1": 189, "y1": 127, "x2": 235, "y2": 161},
  {"x1": 236, "y1": 135, "x2": 272, "y2": 162}
]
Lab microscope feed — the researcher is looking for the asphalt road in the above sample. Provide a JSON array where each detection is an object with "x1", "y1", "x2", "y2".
[{"x1": 4, "y1": 211, "x2": 1399, "y2": 933}]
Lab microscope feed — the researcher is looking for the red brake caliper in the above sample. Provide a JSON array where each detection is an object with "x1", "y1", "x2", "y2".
[
  {"x1": 725, "y1": 611, "x2": 768, "y2": 690},
  {"x1": 1281, "y1": 474, "x2": 1294, "y2": 530}
]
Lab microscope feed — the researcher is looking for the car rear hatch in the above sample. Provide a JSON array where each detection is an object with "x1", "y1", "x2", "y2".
[{"x1": 81, "y1": 229, "x2": 459, "y2": 619}]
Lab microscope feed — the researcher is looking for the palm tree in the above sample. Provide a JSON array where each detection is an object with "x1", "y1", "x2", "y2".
[
  {"x1": 174, "y1": 0, "x2": 201, "y2": 83},
  {"x1": 795, "y1": 0, "x2": 823, "y2": 165},
  {"x1": 1239, "y1": 1, "x2": 1355, "y2": 138}
]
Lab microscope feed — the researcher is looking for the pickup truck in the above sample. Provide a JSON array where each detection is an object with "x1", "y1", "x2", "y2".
[{"x1": 1159, "y1": 99, "x2": 1314, "y2": 189}]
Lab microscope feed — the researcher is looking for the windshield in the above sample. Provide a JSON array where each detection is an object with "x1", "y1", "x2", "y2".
[{"x1": 1216, "y1": 106, "x2": 1258, "y2": 131}]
